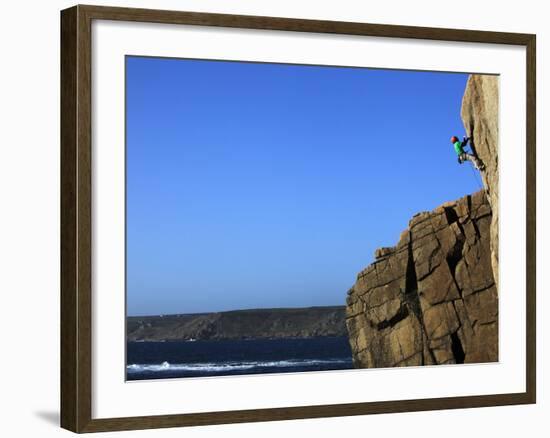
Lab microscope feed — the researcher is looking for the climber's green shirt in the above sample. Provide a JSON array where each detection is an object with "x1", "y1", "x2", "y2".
[{"x1": 453, "y1": 141, "x2": 464, "y2": 156}]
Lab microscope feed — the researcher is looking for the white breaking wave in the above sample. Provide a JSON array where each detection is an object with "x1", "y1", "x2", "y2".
[{"x1": 126, "y1": 358, "x2": 351, "y2": 373}]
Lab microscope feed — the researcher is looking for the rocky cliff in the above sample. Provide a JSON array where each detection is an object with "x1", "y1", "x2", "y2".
[
  {"x1": 127, "y1": 306, "x2": 347, "y2": 341},
  {"x1": 461, "y1": 74, "x2": 499, "y2": 290},
  {"x1": 345, "y1": 75, "x2": 499, "y2": 367}
]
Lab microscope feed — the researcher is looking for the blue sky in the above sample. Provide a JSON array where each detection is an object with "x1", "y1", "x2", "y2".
[{"x1": 126, "y1": 56, "x2": 476, "y2": 316}]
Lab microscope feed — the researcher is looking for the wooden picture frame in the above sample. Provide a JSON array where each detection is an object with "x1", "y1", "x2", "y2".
[{"x1": 61, "y1": 4, "x2": 536, "y2": 433}]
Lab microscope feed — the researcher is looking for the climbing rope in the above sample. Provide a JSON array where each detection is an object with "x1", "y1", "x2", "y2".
[{"x1": 468, "y1": 162, "x2": 484, "y2": 190}]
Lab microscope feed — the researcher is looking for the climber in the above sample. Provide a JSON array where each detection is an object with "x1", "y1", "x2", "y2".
[{"x1": 450, "y1": 135, "x2": 485, "y2": 171}]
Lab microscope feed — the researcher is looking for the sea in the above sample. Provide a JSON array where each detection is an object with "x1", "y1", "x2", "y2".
[{"x1": 126, "y1": 336, "x2": 354, "y2": 380}]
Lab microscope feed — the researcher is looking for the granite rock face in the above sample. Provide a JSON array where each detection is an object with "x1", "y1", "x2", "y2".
[
  {"x1": 345, "y1": 191, "x2": 498, "y2": 367},
  {"x1": 461, "y1": 74, "x2": 499, "y2": 290},
  {"x1": 344, "y1": 74, "x2": 499, "y2": 368}
]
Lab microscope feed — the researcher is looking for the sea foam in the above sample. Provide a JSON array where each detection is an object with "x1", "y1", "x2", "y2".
[{"x1": 126, "y1": 358, "x2": 351, "y2": 373}]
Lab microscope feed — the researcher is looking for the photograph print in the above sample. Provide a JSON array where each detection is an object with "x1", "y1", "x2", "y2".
[{"x1": 125, "y1": 56, "x2": 499, "y2": 381}]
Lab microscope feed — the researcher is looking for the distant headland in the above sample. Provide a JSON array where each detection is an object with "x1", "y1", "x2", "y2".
[{"x1": 127, "y1": 305, "x2": 347, "y2": 342}]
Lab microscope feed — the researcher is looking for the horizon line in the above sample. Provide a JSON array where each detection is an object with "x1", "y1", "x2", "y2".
[{"x1": 127, "y1": 303, "x2": 346, "y2": 318}]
